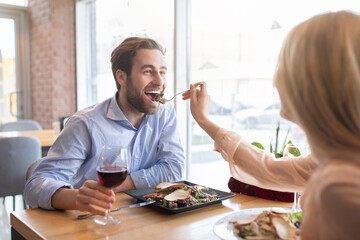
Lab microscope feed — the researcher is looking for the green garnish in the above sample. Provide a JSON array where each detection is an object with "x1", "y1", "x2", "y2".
[
  {"x1": 240, "y1": 225, "x2": 253, "y2": 237},
  {"x1": 157, "y1": 188, "x2": 175, "y2": 195},
  {"x1": 161, "y1": 200, "x2": 168, "y2": 207},
  {"x1": 195, "y1": 191, "x2": 205, "y2": 199},
  {"x1": 288, "y1": 211, "x2": 302, "y2": 224}
]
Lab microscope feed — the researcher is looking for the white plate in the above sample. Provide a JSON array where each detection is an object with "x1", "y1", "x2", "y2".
[{"x1": 213, "y1": 207, "x2": 293, "y2": 240}]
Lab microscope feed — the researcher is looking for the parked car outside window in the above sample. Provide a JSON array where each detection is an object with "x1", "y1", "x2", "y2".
[{"x1": 234, "y1": 103, "x2": 292, "y2": 129}]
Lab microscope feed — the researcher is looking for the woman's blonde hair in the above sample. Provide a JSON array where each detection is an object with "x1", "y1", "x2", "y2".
[{"x1": 275, "y1": 11, "x2": 360, "y2": 161}]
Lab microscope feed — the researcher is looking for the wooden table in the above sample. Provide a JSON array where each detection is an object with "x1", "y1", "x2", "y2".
[
  {"x1": 0, "y1": 129, "x2": 59, "y2": 148},
  {"x1": 10, "y1": 192, "x2": 292, "y2": 240}
]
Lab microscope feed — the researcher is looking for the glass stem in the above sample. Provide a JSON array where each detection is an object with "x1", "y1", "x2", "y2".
[
  {"x1": 106, "y1": 187, "x2": 112, "y2": 219},
  {"x1": 106, "y1": 209, "x2": 110, "y2": 219},
  {"x1": 293, "y1": 192, "x2": 298, "y2": 209}
]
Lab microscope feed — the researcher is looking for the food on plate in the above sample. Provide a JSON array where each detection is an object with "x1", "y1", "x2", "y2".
[
  {"x1": 164, "y1": 189, "x2": 191, "y2": 202},
  {"x1": 154, "y1": 182, "x2": 187, "y2": 191},
  {"x1": 143, "y1": 182, "x2": 218, "y2": 209},
  {"x1": 230, "y1": 209, "x2": 302, "y2": 239},
  {"x1": 193, "y1": 184, "x2": 209, "y2": 191}
]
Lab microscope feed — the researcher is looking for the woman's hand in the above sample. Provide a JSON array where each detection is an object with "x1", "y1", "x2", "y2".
[
  {"x1": 182, "y1": 81, "x2": 210, "y2": 124},
  {"x1": 182, "y1": 81, "x2": 220, "y2": 142}
]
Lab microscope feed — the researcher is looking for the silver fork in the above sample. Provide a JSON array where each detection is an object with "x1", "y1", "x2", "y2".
[{"x1": 155, "y1": 82, "x2": 204, "y2": 104}]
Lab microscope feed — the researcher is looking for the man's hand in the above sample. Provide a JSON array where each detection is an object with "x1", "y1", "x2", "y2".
[
  {"x1": 75, "y1": 180, "x2": 115, "y2": 216},
  {"x1": 51, "y1": 180, "x2": 115, "y2": 216}
]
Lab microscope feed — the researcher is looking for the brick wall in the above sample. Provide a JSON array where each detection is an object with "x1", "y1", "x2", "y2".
[{"x1": 29, "y1": 0, "x2": 76, "y2": 129}]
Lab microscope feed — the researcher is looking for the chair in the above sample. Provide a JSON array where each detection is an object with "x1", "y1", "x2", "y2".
[
  {"x1": 59, "y1": 116, "x2": 70, "y2": 131},
  {"x1": 0, "y1": 136, "x2": 41, "y2": 211},
  {"x1": 0, "y1": 119, "x2": 42, "y2": 132},
  {"x1": 25, "y1": 158, "x2": 43, "y2": 181}
]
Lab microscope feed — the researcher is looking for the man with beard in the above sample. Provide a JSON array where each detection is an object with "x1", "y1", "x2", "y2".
[{"x1": 24, "y1": 37, "x2": 185, "y2": 216}]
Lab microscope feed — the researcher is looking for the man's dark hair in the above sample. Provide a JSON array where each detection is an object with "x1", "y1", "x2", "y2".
[{"x1": 111, "y1": 37, "x2": 165, "y2": 90}]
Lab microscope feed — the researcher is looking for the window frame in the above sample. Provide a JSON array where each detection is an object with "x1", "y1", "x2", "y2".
[{"x1": 0, "y1": 3, "x2": 30, "y2": 119}]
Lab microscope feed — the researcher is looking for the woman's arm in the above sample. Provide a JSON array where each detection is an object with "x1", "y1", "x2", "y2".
[
  {"x1": 184, "y1": 82, "x2": 317, "y2": 192},
  {"x1": 183, "y1": 82, "x2": 220, "y2": 141}
]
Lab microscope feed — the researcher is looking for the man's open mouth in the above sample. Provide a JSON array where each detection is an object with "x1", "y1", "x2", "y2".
[{"x1": 145, "y1": 90, "x2": 162, "y2": 102}]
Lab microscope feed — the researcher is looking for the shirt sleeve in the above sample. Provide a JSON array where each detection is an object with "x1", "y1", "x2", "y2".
[
  {"x1": 23, "y1": 116, "x2": 91, "y2": 210},
  {"x1": 130, "y1": 106, "x2": 185, "y2": 188},
  {"x1": 214, "y1": 128, "x2": 318, "y2": 192}
]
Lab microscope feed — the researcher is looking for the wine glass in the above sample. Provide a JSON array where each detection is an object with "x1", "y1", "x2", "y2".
[
  {"x1": 283, "y1": 144, "x2": 310, "y2": 212},
  {"x1": 94, "y1": 145, "x2": 129, "y2": 225}
]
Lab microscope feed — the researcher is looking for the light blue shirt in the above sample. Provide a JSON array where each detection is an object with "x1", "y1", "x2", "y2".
[{"x1": 24, "y1": 93, "x2": 185, "y2": 209}]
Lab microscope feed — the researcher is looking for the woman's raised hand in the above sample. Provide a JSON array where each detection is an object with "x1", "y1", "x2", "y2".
[{"x1": 182, "y1": 81, "x2": 210, "y2": 124}]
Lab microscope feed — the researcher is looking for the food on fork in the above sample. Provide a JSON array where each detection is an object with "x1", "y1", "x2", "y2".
[
  {"x1": 230, "y1": 209, "x2": 301, "y2": 239},
  {"x1": 154, "y1": 93, "x2": 166, "y2": 104},
  {"x1": 154, "y1": 82, "x2": 205, "y2": 104},
  {"x1": 143, "y1": 182, "x2": 218, "y2": 209}
]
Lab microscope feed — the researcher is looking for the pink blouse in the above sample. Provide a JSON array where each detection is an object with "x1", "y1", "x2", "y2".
[{"x1": 214, "y1": 128, "x2": 360, "y2": 240}]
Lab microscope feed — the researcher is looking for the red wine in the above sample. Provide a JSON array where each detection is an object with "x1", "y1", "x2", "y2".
[{"x1": 97, "y1": 166, "x2": 128, "y2": 188}]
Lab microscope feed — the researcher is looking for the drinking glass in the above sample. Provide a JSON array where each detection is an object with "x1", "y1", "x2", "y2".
[
  {"x1": 94, "y1": 145, "x2": 129, "y2": 225},
  {"x1": 283, "y1": 144, "x2": 310, "y2": 212}
]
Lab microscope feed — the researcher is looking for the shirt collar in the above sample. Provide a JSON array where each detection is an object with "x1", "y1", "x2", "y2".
[
  {"x1": 106, "y1": 92, "x2": 150, "y2": 129},
  {"x1": 106, "y1": 92, "x2": 128, "y2": 121}
]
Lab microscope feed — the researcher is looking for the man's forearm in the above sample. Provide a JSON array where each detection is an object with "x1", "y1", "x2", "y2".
[
  {"x1": 113, "y1": 175, "x2": 136, "y2": 192},
  {"x1": 51, "y1": 187, "x2": 78, "y2": 210}
]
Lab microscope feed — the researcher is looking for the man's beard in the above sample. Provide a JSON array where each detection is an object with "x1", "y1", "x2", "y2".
[{"x1": 125, "y1": 76, "x2": 159, "y2": 115}]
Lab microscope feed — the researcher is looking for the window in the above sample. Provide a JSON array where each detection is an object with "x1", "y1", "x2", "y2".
[
  {"x1": 0, "y1": 3, "x2": 30, "y2": 123},
  {"x1": 187, "y1": 0, "x2": 360, "y2": 190},
  {"x1": 0, "y1": 0, "x2": 28, "y2": 7}
]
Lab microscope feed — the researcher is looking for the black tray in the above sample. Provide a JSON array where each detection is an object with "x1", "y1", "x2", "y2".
[{"x1": 124, "y1": 180, "x2": 236, "y2": 213}]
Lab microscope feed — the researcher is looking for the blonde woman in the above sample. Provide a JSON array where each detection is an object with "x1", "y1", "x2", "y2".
[{"x1": 184, "y1": 11, "x2": 360, "y2": 239}]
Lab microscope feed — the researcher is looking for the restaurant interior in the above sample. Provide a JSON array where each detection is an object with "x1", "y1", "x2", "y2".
[{"x1": 1, "y1": 0, "x2": 359, "y2": 239}]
